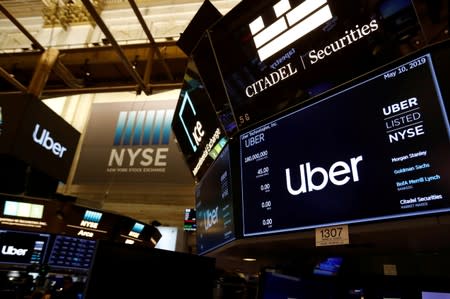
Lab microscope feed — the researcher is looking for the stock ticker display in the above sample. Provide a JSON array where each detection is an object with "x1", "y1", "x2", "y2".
[{"x1": 239, "y1": 44, "x2": 450, "y2": 236}]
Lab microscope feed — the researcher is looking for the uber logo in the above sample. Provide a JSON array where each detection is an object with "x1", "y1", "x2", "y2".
[
  {"x1": 1, "y1": 245, "x2": 28, "y2": 256},
  {"x1": 178, "y1": 92, "x2": 205, "y2": 152},
  {"x1": 32, "y1": 123, "x2": 67, "y2": 158},
  {"x1": 249, "y1": 0, "x2": 332, "y2": 61}
]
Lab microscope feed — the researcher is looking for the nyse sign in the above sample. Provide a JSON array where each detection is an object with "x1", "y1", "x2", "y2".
[{"x1": 73, "y1": 99, "x2": 194, "y2": 185}]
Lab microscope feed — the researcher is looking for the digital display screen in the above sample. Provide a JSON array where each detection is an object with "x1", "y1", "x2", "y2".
[
  {"x1": 0, "y1": 229, "x2": 50, "y2": 265},
  {"x1": 196, "y1": 145, "x2": 235, "y2": 254},
  {"x1": 47, "y1": 235, "x2": 97, "y2": 270},
  {"x1": 171, "y1": 58, "x2": 228, "y2": 181},
  {"x1": 184, "y1": 208, "x2": 196, "y2": 231},
  {"x1": 114, "y1": 217, "x2": 159, "y2": 247},
  {"x1": 209, "y1": 0, "x2": 431, "y2": 130},
  {"x1": 313, "y1": 257, "x2": 343, "y2": 276},
  {"x1": 11, "y1": 97, "x2": 80, "y2": 182},
  {"x1": 63, "y1": 206, "x2": 117, "y2": 240},
  {"x1": 3, "y1": 200, "x2": 44, "y2": 219},
  {"x1": 239, "y1": 46, "x2": 450, "y2": 236}
]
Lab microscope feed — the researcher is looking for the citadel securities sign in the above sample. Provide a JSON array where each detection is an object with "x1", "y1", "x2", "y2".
[
  {"x1": 73, "y1": 99, "x2": 193, "y2": 184},
  {"x1": 208, "y1": 0, "x2": 424, "y2": 130}
]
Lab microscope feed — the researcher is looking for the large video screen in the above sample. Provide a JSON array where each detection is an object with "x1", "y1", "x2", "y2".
[
  {"x1": 195, "y1": 145, "x2": 236, "y2": 254},
  {"x1": 0, "y1": 229, "x2": 50, "y2": 265},
  {"x1": 209, "y1": 0, "x2": 447, "y2": 130},
  {"x1": 239, "y1": 43, "x2": 450, "y2": 236}
]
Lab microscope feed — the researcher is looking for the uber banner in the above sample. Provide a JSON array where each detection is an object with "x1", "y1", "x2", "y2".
[{"x1": 73, "y1": 100, "x2": 192, "y2": 184}]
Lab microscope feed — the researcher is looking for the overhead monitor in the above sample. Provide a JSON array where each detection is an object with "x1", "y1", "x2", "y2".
[
  {"x1": 4, "y1": 96, "x2": 81, "y2": 183},
  {"x1": 171, "y1": 58, "x2": 228, "y2": 181},
  {"x1": 239, "y1": 42, "x2": 450, "y2": 236},
  {"x1": 184, "y1": 208, "x2": 196, "y2": 232},
  {"x1": 195, "y1": 144, "x2": 236, "y2": 255},
  {"x1": 208, "y1": 0, "x2": 431, "y2": 130}
]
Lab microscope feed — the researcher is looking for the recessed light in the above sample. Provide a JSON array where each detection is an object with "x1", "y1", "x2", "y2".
[{"x1": 243, "y1": 258, "x2": 256, "y2": 262}]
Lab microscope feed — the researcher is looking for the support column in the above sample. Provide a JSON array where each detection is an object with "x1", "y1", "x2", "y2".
[{"x1": 27, "y1": 47, "x2": 60, "y2": 99}]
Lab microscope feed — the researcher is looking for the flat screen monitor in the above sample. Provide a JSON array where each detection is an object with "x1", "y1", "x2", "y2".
[
  {"x1": 113, "y1": 216, "x2": 160, "y2": 248},
  {"x1": 171, "y1": 58, "x2": 228, "y2": 181},
  {"x1": 184, "y1": 208, "x2": 196, "y2": 231},
  {"x1": 47, "y1": 235, "x2": 97, "y2": 270},
  {"x1": 195, "y1": 144, "x2": 236, "y2": 254},
  {"x1": 313, "y1": 257, "x2": 343, "y2": 276},
  {"x1": 209, "y1": 0, "x2": 428, "y2": 130},
  {"x1": 12, "y1": 97, "x2": 80, "y2": 182},
  {"x1": 0, "y1": 229, "x2": 50, "y2": 266},
  {"x1": 239, "y1": 41, "x2": 450, "y2": 236},
  {"x1": 63, "y1": 206, "x2": 118, "y2": 241}
]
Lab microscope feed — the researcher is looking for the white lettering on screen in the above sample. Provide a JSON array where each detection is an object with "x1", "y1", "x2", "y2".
[
  {"x1": 32, "y1": 124, "x2": 67, "y2": 158},
  {"x1": 285, "y1": 155, "x2": 363, "y2": 195}
]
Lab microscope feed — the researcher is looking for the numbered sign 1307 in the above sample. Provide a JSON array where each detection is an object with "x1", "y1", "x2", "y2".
[{"x1": 315, "y1": 225, "x2": 349, "y2": 247}]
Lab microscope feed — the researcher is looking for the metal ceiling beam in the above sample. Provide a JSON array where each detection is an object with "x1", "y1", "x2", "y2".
[
  {"x1": 80, "y1": 0, "x2": 149, "y2": 95},
  {"x1": 128, "y1": 0, "x2": 174, "y2": 81},
  {"x1": 0, "y1": 67, "x2": 27, "y2": 93},
  {"x1": 0, "y1": 3, "x2": 45, "y2": 52},
  {"x1": 0, "y1": 83, "x2": 183, "y2": 98},
  {"x1": 53, "y1": 59, "x2": 85, "y2": 89}
]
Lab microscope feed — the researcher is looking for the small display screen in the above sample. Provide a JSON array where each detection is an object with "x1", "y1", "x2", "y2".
[
  {"x1": 0, "y1": 230, "x2": 50, "y2": 265},
  {"x1": 196, "y1": 145, "x2": 236, "y2": 254},
  {"x1": 184, "y1": 208, "x2": 196, "y2": 231},
  {"x1": 47, "y1": 235, "x2": 97, "y2": 270}
]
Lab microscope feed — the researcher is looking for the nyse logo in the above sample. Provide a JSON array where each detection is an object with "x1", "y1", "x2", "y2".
[
  {"x1": 249, "y1": 0, "x2": 332, "y2": 61},
  {"x1": 178, "y1": 92, "x2": 205, "y2": 152},
  {"x1": 80, "y1": 210, "x2": 102, "y2": 229},
  {"x1": 128, "y1": 222, "x2": 144, "y2": 238},
  {"x1": 109, "y1": 109, "x2": 173, "y2": 167},
  {"x1": 113, "y1": 109, "x2": 173, "y2": 146}
]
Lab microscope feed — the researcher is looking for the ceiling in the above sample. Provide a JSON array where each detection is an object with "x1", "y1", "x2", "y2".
[{"x1": 0, "y1": 0, "x2": 238, "y2": 98}]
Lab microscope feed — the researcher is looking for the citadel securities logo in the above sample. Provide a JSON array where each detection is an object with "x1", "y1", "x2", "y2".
[
  {"x1": 108, "y1": 109, "x2": 174, "y2": 170},
  {"x1": 249, "y1": 0, "x2": 332, "y2": 62},
  {"x1": 178, "y1": 92, "x2": 205, "y2": 152}
]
